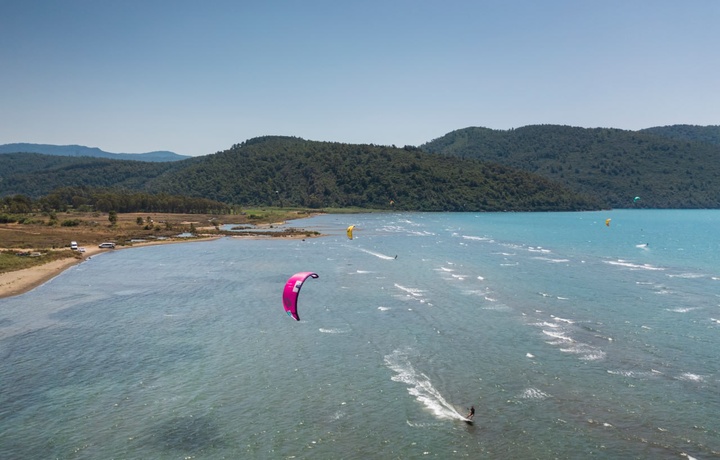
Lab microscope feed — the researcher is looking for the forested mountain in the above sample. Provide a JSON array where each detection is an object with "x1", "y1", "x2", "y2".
[
  {"x1": 5, "y1": 125, "x2": 719, "y2": 211},
  {"x1": 638, "y1": 125, "x2": 720, "y2": 146},
  {"x1": 147, "y1": 136, "x2": 602, "y2": 211},
  {"x1": 0, "y1": 153, "x2": 193, "y2": 197},
  {"x1": 0, "y1": 137, "x2": 601, "y2": 212},
  {"x1": 421, "y1": 125, "x2": 720, "y2": 208},
  {"x1": 0, "y1": 143, "x2": 189, "y2": 162}
]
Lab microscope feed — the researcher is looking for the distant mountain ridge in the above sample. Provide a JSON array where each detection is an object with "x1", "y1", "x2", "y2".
[
  {"x1": 420, "y1": 124, "x2": 720, "y2": 208},
  {"x1": 2, "y1": 124, "x2": 720, "y2": 210},
  {"x1": 0, "y1": 143, "x2": 190, "y2": 162},
  {"x1": 638, "y1": 125, "x2": 720, "y2": 146},
  {"x1": 0, "y1": 137, "x2": 602, "y2": 212}
]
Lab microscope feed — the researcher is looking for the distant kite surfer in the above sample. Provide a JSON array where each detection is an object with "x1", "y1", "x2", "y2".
[{"x1": 466, "y1": 405, "x2": 475, "y2": 420}]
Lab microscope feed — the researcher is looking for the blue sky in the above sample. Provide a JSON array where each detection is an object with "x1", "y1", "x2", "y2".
[{"x1": 1, "y1": 1, "x2": 718, "y2": 156}]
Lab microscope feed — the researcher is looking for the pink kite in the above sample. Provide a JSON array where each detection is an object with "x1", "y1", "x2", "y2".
[{"x1": 283, "y1": 272, "x2": 319, "y2": 321}]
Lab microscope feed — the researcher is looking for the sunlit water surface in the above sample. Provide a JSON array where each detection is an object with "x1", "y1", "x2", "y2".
[{"x1": 1, "y1": 210, "x2": 719, "y2": 459}]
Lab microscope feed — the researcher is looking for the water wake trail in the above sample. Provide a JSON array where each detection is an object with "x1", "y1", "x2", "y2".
[
  {"x1": 384, "y1": 349, "x2": 465, "y2": 421},
  {"x1": 356, "y1": 247, "x2": 396, "y2": 260}
]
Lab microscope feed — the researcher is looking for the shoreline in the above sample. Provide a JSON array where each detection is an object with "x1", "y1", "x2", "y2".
[
  {"x1": 0, "y1": 237, "x2": 222, "y2": 300},
  {"x1": 0, "y1": 212, "x2": 325, "y2": 300},
  {"x1": 0, "y1": 232, "x2": 323, "y2": 300}
]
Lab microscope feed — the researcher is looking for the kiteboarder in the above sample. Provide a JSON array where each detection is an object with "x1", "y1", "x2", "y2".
[{"x1": 466, "y1": 405, "x2": 475, "y2": 420}]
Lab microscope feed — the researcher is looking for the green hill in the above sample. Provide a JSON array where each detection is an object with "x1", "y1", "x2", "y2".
[
  {"x1": 421, "y1": 125, "x2": 720, "y2": 208},
  {"x1": 638, "y1": 125, "x2": 720, "y2": 146},
  {"x1": 0, "y1": 137, "x2": 601, "y2": 212},
  {"x1": 7, "y1": 127, "x2": 719, "y2": 211},
  {"x1": 0, "y1": 153, "x2": 190, "y2": 197}
]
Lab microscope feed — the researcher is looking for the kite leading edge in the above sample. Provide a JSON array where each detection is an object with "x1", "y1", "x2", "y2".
[{"x1": 282, "y1": 272, "x2": 319, "y2": 321}]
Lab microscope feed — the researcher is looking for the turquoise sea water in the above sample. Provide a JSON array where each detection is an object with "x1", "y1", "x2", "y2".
[{"x1": 1, "y1": 210, "x2": 719, "y2": 459}]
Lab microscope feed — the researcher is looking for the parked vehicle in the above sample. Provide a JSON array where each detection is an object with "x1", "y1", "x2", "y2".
[
  {"x1": 70, "y1": 241, "x2": 78, "y2": 250},
  {"x1": 98, "y1": 242, "x2": 116, "y2": 248}
]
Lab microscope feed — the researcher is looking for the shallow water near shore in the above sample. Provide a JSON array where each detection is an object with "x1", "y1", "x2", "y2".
[{"x1": 1, "y1": 210, "x2": 719, "y2": 459}]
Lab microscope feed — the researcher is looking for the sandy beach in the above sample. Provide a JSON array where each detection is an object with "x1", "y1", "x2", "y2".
[
  {"x1": 0, "y1": 229, "x2": 320, "y2": 300},
  {"x1": 0, "y1": 248, "x2": 101, "y2": 299},
  {"x1": 0, "y1": 237, "x2": 220, "y2": 300}
]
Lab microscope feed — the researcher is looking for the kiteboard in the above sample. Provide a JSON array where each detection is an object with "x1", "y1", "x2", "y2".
[{"x1": 461, "y1": 417, "x2": 474, "y2": 425}]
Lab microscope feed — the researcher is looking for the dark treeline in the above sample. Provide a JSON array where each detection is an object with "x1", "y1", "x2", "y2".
[
  {"x1": 0, "y1": 138, "x2": 602, "y2": 212},
  {"x1": 1, "y1": 187, "x2": 231, "y2": 216},
  {"x1": 4, "y1": 124, "x2": 719, "y2": 210},
  {"x1": 149, "y1": 136, "x2": 602, "y2": 211},
  {"x1": 638, "y1": 124, "x2": 720, "y2": 146},
  {"x1": 421, "y1": 125, "x2": 720, "y2": 208},
  {"x1": 0, "y1": 153, "x2": 194, "y2": 198}
]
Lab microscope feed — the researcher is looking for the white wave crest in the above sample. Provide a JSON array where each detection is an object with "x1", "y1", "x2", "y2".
[
  {"x1": 319, "y1": 328, "x2": 350, "y2": 334},
  {"x1": 543, "y1": 330, "x2": 573, "y2": 341},
  {"x1": 528, "y1": 247, "x2": 551, "y2": 254},
  {"x1": 607, "y1": 369, "x2": 659, "y2": 379},
  {"x1": 666, "y1": 307, "x2": 700, "y2": 313},
  {"x1": 482, "y1": 304, "x2": 511, "y2": 311},
  {"x1": 462, "y1": 235, "x2": 492, "y2": 242},
  {"x1": 607, "y1": 370, "x2": 635, "y2": 377},
  {"x1": 520, "y1": 388, "x2": 550, "y2": 400},
  {"x1": 676, "y1": 373, "x2": 705, "y2": 382},
  {"x1": 533, "y1": 257, "x2": 570, "y2": 263},
  {"x1": 559, "y1": 344, "x2": 606, "y2": 361},
  {"x1": 462, "y1": 289, "x2": 489, "y2": 297},
  {"x1": 531, "y1": 321, "x2": 560, "y2": 328},
  {"x1": 580, "y1": 350, "x2": 607, "y2": 361},
  {"x1": 604, "y1": 259, "x2": 664, "y2": 271},
  {"x1": 667, "y1": 272, "x2": 705, "y2": 279},
  {"x1": 394, "y1": 283, "x2": 425, "y2": 297}
]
